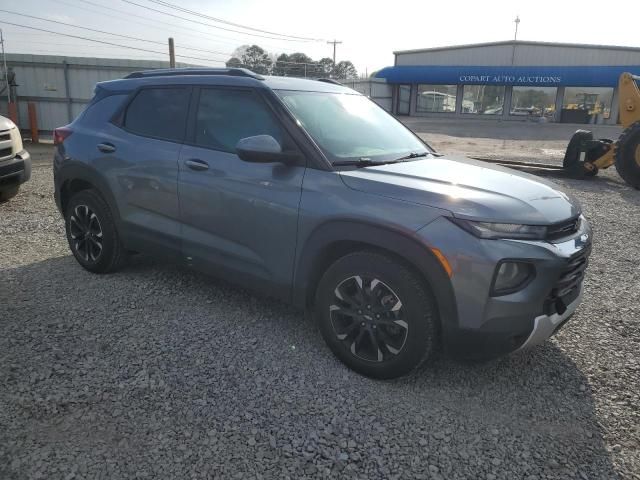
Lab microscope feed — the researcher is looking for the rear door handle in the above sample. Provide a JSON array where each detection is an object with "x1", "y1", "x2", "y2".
[
  {"x1": 185, "y1": 158, "x2": 209, "y2": 171},
  {"x1": 97, "y1": 142, "x2": 116, "y2": 153}
]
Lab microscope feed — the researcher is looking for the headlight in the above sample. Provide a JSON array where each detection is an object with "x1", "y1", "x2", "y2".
[
  {"x1": 449, "y1": 218, "x2": 547, "y2": 240},
  {"x1": 491, "y1": 261, "x2": 535, "y2": 296}
]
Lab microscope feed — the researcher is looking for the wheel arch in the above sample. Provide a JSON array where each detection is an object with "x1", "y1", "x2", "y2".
[
  {"x1": 293, "y1": 220, "x2": 458, "y2": 328},
  {"x1": 57, "y1": 162, "x2": 122, "y2": 224}
]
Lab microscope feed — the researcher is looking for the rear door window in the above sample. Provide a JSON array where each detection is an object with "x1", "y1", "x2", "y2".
[
  {"x1": 123, "y1": 87, "x2": 190, "y2": 142},
  {"x1": 193, "y1": 88, "x2": 287, "y2": 153}
]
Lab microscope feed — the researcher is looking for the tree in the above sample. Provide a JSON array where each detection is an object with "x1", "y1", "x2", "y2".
[
  {"x1": 225, "y1": 44, "x2": 359, "y2": 79},
  {"x1": 274, "y1": 52, "x2": 314, "y2": 77},
  {"x1": 226, "y1": 57, "x2": 243, "y2": 68},
  {"x1": 333, "y1": 60, "x2": 358, "y2": 80},
  {"x1": 239, "y1": 44, "x2": 272, "y2": 75},
  {"x1": 272, "y1": 53, "x2": 289, "y2": 76},
  {"x1": 317, "y1": 57, "x2": 334, "y2": 77}
]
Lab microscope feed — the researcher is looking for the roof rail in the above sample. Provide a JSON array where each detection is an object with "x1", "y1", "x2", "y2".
[
  {"x1": 124, "y1": 67, "x2": 264, "y2": 80},
  {"x1": 317, "y1": 78, "x2": 342, "y2": 85}
]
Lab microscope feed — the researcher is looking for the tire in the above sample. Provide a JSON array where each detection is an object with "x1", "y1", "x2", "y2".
[
  {"x1": 563, "y1": 130, "x2": 593, "y2": 169},
  {"x1": 315, "y1": 251, "x2": 438, "y2": 379},
  {"x1": 64, "y1": 189, "x2": 127, "y2": 273},
  {"x1": 0, "y1": 185, "x2": 19, "y2": 203},
  {"x1": 614, "y1": 122, "x2": 640, "y2": 189}
]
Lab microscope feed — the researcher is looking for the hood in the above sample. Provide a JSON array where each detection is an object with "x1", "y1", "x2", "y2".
[{"x1": 339, "y1": 156, "x2": 581, "y2": 224}]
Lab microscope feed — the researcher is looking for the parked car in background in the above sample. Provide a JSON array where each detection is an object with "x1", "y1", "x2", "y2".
[
  {"x1": 53, "y1": 68, "x2": 592, "y2": 379},
  {"x1": 0, "y1": 115, "x2": 31, "y2": 202}
]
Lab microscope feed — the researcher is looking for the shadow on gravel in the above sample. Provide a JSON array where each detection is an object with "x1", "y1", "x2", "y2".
[{"x1": 1, "y1": 255, "x2": 618, "y2": 478}]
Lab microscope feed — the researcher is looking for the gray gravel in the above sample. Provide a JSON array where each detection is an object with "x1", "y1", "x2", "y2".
[{"x1": 1, "y1": 144, "x2": 639, "y2": 479}]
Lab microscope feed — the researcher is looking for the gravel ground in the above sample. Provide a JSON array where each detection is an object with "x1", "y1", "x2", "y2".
[{"x1": 1, "y1": 144, "x2": 639, "y2": 480}]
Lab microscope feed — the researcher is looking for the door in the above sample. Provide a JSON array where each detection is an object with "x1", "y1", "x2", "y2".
[
  {"x1": 178, "y1": 87, "x2": 305, "y2": 298},
  {"x1": 397, "y1": 85, "x2": 411, "y2": 115},
  {"x1": 101, "y1": 86, "x2": 191, "y2": 258}
]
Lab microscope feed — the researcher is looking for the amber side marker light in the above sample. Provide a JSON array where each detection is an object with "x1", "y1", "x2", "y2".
[{"x1": 430, "y1": 247, "x2": 453, "y2": 278}]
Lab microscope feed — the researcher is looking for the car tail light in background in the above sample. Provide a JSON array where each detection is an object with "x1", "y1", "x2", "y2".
[{"x1": 53, "y1": 126, "x2": 73, "y2": 145}]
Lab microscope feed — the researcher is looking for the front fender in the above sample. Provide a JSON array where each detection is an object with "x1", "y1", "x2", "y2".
[{"x1": 292, "y1": 219, "x2": 458, "y2": 330}]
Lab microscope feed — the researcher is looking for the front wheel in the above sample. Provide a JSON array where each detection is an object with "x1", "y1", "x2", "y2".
[
  {"x1": 64, "y1": 189, "x2": 127, "y2": 273},
  {"x1": 315, "y1": 251, "x2": 438, "y2": 379}
]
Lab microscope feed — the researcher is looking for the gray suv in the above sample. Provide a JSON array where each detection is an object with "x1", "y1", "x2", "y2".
[{"x1": 54, "y1": 68, "x2": 592, "y2": 379}]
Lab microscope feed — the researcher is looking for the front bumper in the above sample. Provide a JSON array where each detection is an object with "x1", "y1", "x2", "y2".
[
  {"x1": 416, "y1": 215, "x2": 592, "y2": 359},
  {"x1": 517, "y1": 285, "x2": 583, "y2": 350},
  {"x1": 0, "y1": 149, "x2": 31, "y2": 189}
]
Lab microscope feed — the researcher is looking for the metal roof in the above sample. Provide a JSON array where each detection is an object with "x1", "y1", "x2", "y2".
[{"x1": 394, "y1": 40, "x2": 640, "y2": 56}]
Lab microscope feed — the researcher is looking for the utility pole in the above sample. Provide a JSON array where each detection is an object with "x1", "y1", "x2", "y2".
[
  {"x1": 0, "y1": 29, "x2": 10, "y2": 104},
  {"x1": 327, "y1": 39, "x2": 342, "y2": 70},
  {"x1": 168, "y1": 37, "x2": 175, "y2": 68},
  {"x1": 511, "y1": 16, "x2": 520, "y2": 65}
]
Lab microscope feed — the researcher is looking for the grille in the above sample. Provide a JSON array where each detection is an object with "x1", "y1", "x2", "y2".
[
  {"x1": 0, "y1": 160, "x2": 24, "y2": 178},
  {"x1": 546, "y1": 216, "x2": 580, "y2": 241},
  {"x1": 544, "y1": 244, "x2": 591, "y2": 315},
  {"x1": 0, "y1": 131, "x2": 10, "y2": 142}
]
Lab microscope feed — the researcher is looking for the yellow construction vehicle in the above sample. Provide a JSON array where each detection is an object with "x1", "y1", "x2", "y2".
[{"x1": 563, "y1": 72, "x2": 640, "y2": 189}]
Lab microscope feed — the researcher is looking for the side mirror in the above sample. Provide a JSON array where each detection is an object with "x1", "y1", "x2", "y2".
[{"x1": 236, "y1": 135, "x2": 300, "y2": 165}]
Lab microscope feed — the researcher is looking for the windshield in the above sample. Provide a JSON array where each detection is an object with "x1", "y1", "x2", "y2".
[{"x1": 275, "y1": 90, "x2": 430, "y2": 163}]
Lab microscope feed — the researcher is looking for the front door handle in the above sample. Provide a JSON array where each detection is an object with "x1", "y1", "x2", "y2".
[
  {"x1": 97, "y1": 142, "x2": 116, "y2": 153},
  {"x1": 185, "y1": 158, "x2": 209, "y2": 171}
]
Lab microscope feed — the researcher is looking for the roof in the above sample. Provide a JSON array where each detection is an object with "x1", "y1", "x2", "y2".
[{"x1": 394, "y1": 40, "x2": 640, "y2": 56}]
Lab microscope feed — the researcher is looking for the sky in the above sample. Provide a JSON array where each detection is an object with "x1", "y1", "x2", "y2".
[{"x1": 2, "y1": 0, "x2": 640, "y2": 76}]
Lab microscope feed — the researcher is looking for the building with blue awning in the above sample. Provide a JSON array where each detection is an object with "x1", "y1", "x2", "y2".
[{"x1": 375, "y1": 41, "x2": 640, "y2": 125}]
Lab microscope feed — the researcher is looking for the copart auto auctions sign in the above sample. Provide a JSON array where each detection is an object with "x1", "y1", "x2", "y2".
[{"x1": 458, "y1": 75, "x2": 562, "y2": 84}]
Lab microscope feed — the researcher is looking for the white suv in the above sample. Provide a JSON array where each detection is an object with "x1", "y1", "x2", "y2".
[{"x1": 0, "y1": 115, "x2": 31, "y2": 202}]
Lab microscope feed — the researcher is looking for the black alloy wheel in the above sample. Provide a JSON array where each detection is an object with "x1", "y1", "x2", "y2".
[
  {"x1": 65, "y1": 189, "x2": 127, "y2": 273},
  {"x1": 69, "y1": 204, "x2": 104, "y2": 262},
  {"x1": 330, "y1": 275, "x2": 408, "y2": 362},
  {"x1": 316, "y1": 251, "x2": 438, "y2": 379}
]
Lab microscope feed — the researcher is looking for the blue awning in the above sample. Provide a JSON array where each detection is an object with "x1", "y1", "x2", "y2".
[{"x1": 375, "y1": 65, "x2": 640, "y2": 87}]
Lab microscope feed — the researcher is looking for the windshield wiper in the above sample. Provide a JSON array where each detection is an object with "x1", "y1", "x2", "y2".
[
  {"x1": 333, "y1": 151, "x2": 431, "y2": 168},
  {"x1": 392, "y1": 151, "x2": 430, "y2": 162}
]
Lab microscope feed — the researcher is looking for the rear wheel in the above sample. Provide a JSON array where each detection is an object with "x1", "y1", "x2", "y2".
[
  {"x1": 315, "y1": 251, "x2": 438, "y2": 379},
  {"x1": 64, "y1": 189, "x2": 127, "y2": 273},
  {"x1": 0, "y1": 185, "x2": 19, "y2": 203},
  {"x1": 614, "y1": 122, "x2": 640, "y2": 189}
]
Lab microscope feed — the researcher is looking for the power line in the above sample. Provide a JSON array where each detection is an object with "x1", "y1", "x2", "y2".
[
  {"x1": 73, "y1": 0, "x2": 302, "y2": 53},
  {"x1": 0, "y1": 8, "x2": 232, "y2": 58},
  {"x1": 145, "y1": 0, "x2": 322, "y2": 42},
  {"x1": 121, "y1": 0, "x2": 315, "y2": 43},
  {"x1": 0, "y1": 21, "x2": 226, "y2": 64}
]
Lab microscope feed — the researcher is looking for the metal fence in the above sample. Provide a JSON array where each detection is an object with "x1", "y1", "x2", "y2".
[
  {"x1": 0, "y1": 53, "x2": 192, "y2": 134},
  {"x1": 342, "y1": 78, "x2": 393, "y2": 112}
]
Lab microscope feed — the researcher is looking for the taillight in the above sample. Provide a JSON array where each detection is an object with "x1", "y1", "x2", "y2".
[{"x1": 53, "y1": 126, "x2": 73, "y2": 145}]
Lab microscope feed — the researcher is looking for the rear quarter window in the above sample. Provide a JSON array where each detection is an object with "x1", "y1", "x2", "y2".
[
  {"x1": 79, "y1": 94, "x2": 128, "y2": 126},
  {"x1": 123, "y1": 87, "x2": 190, "y2": 142}
]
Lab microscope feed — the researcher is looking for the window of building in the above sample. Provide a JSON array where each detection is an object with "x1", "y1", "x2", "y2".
[
  {"x1": 511, "y1": 86, "x2": 558, "y2": 117},
  {"x1": 195, "y1": 88, "x2": 285, "y2": 153},
  {"x1": 416, "y1": 85, "x2": 457, "y2": 113},
  {"x1": 562, "y1": 87, "x2": 614, "y2": 119},
  {"x1": 462, "y1": 85, "x2": 505, "y2": 115},
  {"x1": 124, "y1": 87, "x2": 190, "y2": 141}
]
